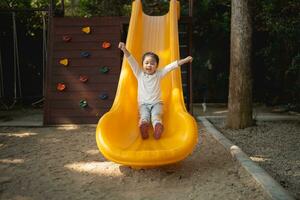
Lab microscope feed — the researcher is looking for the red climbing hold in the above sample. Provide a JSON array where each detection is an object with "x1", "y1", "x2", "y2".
[
  {"x1": 79, "y1": 75, "x2": 88, "y2": 83},
  {"x1": 102, "y1": 41, "x2": 111, "y2": 49},
  {"x1": 62, "y1": 36, "x2": 72, "y2": 42},
  {"x1": 57, "y1": 83, "x2": 66, "y2": 91}
]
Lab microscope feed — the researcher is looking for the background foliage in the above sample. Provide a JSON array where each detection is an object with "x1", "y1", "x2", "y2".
[{"x1": 0, "y1": 0, "x2": 299, "y2": 108}]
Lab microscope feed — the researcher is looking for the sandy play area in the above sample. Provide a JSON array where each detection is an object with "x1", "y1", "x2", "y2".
[{"x1": 0, "y1": 122, "x2": 266, "y2": 200}]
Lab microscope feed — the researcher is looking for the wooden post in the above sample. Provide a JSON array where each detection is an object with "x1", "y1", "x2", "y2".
[
  {"x1": 61, "y1": 0, "x2": 65, "y2": 16},
  {"x1": 188, "y1": 0, "x2": 193, "y2": 114},
  {"x1": 189, "y1": 0, "x2": 193, "y2": 17}
]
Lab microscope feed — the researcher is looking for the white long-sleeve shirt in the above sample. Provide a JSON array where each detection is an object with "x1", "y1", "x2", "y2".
[{"x1": 127, "y1": 55, "x2": 179, "y2": 105}]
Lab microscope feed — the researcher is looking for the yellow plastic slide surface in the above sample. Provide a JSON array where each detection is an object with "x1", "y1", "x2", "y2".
[{"x1": 96, "y1": 0, "x2": 198, "y2": 167}]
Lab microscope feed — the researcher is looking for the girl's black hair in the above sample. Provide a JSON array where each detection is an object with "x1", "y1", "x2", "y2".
[{"x1": 142, "y1": 52, "x2": 159, "y2": 65}]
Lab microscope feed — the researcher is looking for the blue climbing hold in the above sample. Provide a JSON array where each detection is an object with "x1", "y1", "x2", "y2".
[
  {"x1": 99, "y1": 93, "x2": 108, "y2": 100},
  {"x1": 80, "y1": 51, "x2": 91, "y2": 58}
]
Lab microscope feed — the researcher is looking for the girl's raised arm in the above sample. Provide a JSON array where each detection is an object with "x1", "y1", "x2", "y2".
[
  {"x1": 118, "y1": 42, "x2": 141, "y2": 77},
  {"x1": 118, "y1": 42, "x2": 131, "y2": 57},
  {"x1": 160, "y1": 56, "x2": 193, "y2": 78}
]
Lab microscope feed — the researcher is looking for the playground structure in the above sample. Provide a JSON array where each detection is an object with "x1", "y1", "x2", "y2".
[
  {"x1": 0, "y1": 0, "x2": 194, "y2": 126},
  {"x1": 95, "y1": 0, "x2": 197, "y2": 167},
  {"x1": 0, "y1": 0, "x2": 197, "y2": 166},
  {"x1": 44, "y1": 16, "x2": 122, "y2": 124},
  {"x1": 43, "y1": 0, "x2": 194, "y2": 124}
]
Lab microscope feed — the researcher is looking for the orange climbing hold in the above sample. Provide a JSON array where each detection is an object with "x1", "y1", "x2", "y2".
[
  {"x1": 82, "y1": 26, "x2": 91, "y2": 34},
  {"x1": 102, "y1": 41, "x2": 111, "y2": 49},
  {"x1": 59, "y1": 58, "x2": 69, "y2": 66},
  {"x1": 56, "y1": 83, "x2": 66, "y2": 91}
]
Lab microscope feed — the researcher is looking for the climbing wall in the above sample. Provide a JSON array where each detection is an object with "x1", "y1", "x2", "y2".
[{"x1": 44, "y1": 17, "x2": 121, "y2": 124}]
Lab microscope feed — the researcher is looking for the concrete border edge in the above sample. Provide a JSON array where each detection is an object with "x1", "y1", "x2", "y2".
[{"x1": 197, "y1": 116, "x2": 295, "y2": 200}]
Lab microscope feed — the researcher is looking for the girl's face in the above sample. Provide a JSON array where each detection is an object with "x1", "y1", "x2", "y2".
[{"x1": 142, "y1": 55, "x2": 158, "y2": 75}]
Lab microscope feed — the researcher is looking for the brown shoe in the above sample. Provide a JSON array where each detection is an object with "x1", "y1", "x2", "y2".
[
  {"x1": 154, "y1": 123, "x2": 164, "y2": 140},
  {"x1": 140, "y1": 123, "x2": 150, "y2": 139}
]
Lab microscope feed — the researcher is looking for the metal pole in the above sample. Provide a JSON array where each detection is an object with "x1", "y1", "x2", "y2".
[
  {"x1": 11, "y1": 11, "x2": 23, "y2": 108},
  {"x1": 0, "y1": 48, "x2": 4, "y2": 98},
  {"x1": 0, "y1": 47, "x2": 9, "y2": 109},
  {"x1": 32, "y1": 12, "x2": 47, "y2": 106}
]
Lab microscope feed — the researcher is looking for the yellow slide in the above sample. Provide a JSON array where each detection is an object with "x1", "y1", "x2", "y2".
[{"x1": 96, "y1": 0, "x2": 198, "y2": 168}]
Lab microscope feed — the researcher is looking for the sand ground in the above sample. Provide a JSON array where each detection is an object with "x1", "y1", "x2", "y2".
[{"x1": 0, "y1": 123, "x2": 266, "y2": 200}]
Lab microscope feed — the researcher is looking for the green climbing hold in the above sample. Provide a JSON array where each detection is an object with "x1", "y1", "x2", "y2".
[
  {"x1": 79, "y1": 100, "x2": 88, "y2": 108},
  {"x1": 99, "y1": 66, "x2": 109, "y2": 74}
]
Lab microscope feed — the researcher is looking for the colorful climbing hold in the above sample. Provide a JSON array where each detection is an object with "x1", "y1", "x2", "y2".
[
  {"x1": 59, "y1": 58, "x2": 69, "y2": 66},
  {"x1": 79, "y1": 75, "x2": 88, "y2": 83},
  {"x1": 102, "y1": 41, "x2": 111, "y2": 49},
  {"x1": 99, "y1": 66, "x2": 109, "y2": 74},
  {"x1": 99, "y1": 93, "x2": 108, "y2": 100},
  {"x1": 62, "y1": 35, "x2": 72, "y2": 42},
  {"x1": 79, "y1": 100, "x2": 88, "y2": 108},
  {"x1": 56, "y1": 83, "x2": 66, "y2": 91},
  {"x1": 82, "y1": 26, "x2": 91, "y2": 34},
  {"x1": 80, "y1": 51, "x2": 91, "y2": 58}
]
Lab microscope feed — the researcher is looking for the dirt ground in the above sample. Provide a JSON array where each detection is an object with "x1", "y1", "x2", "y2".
[
  {"x1": 210, "y1": 119, "x2": 300, "y2": 200},
  {"x1": 0, "y1": 123, "x2": 266, "y2": 200}
]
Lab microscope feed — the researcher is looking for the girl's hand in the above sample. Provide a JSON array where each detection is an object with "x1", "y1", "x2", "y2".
[
  {"x1": 118, "y1": 42, "x2": 126, "y2": 51},
  {"x1": 178, "y1": 56, "x2": 193, "y2": 66},
  {"x1": 118, "y1": 42, "x2": 131, "y2": 57},
  {"x1": 185, "y1": 56, "x2": 193, "y2": 63}
]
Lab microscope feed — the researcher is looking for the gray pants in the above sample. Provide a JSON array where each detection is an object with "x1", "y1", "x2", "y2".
[{"x1": 139, "y1": 102, "x2": 163, "y2": 127}]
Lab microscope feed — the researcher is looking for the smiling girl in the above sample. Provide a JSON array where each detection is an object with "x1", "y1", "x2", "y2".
[{"x1": 118, "y1": 42, "x2": 193, "y2": 140}]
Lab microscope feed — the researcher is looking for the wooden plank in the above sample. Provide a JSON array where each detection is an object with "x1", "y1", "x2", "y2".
[
  {"x1": 48, "y1": 90, "x2": 117, "y2": 100},
  {"x1": 53, "y1": 58, "x2": 120, "y2": 67},
  {"x1": 50, "y1": 83, "x2": 118, "y2": 92},
  {"x1": 53, "y1": 17, "x2": 121, "y2": 26},
  {"x1": 52, "y1": 66, "x2": 121, "y2": 75},
  {"x1": 53, "y1": 41, "x2": 119, "y2": 50},
  {"x1": 49, "y1": 99, "x2": 113, "y2": 109},
  {"x1": 50, "y1": 108, "x2": 107, "y2": 117},
  {"x1": 51, "y1": 74, "x2": 120, "y2": 83},
  {"x1": 54, "y1": 33, "x2": 119, "y2": 43},
  {"x1": 54, "y1": 26, "x2": 120, "y2": 35},
  {"x1": 50, "y1": 82, "x2": 119, "y2": 91},
  {"x1": 47, "y1": 117, "x2": 101, "y2": 124},
  {"x1": 53, "y1": 50, "x2": 120, "y2": 59},
  {"x1": 44, "y1": 13, "x2": 55, "y2": 125}
]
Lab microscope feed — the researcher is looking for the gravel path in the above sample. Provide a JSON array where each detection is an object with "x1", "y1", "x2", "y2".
[
  {"x1": 0, "y1": 124, "x2": 265, "y2": 200},
  {"x1": 209, "y1": 118, "x2": 300, "y2": 199}
]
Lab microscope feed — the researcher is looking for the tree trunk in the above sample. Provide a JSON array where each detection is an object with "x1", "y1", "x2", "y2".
[{"x1": 226, "y1": 0, "x2": 253, "y2": 129}]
